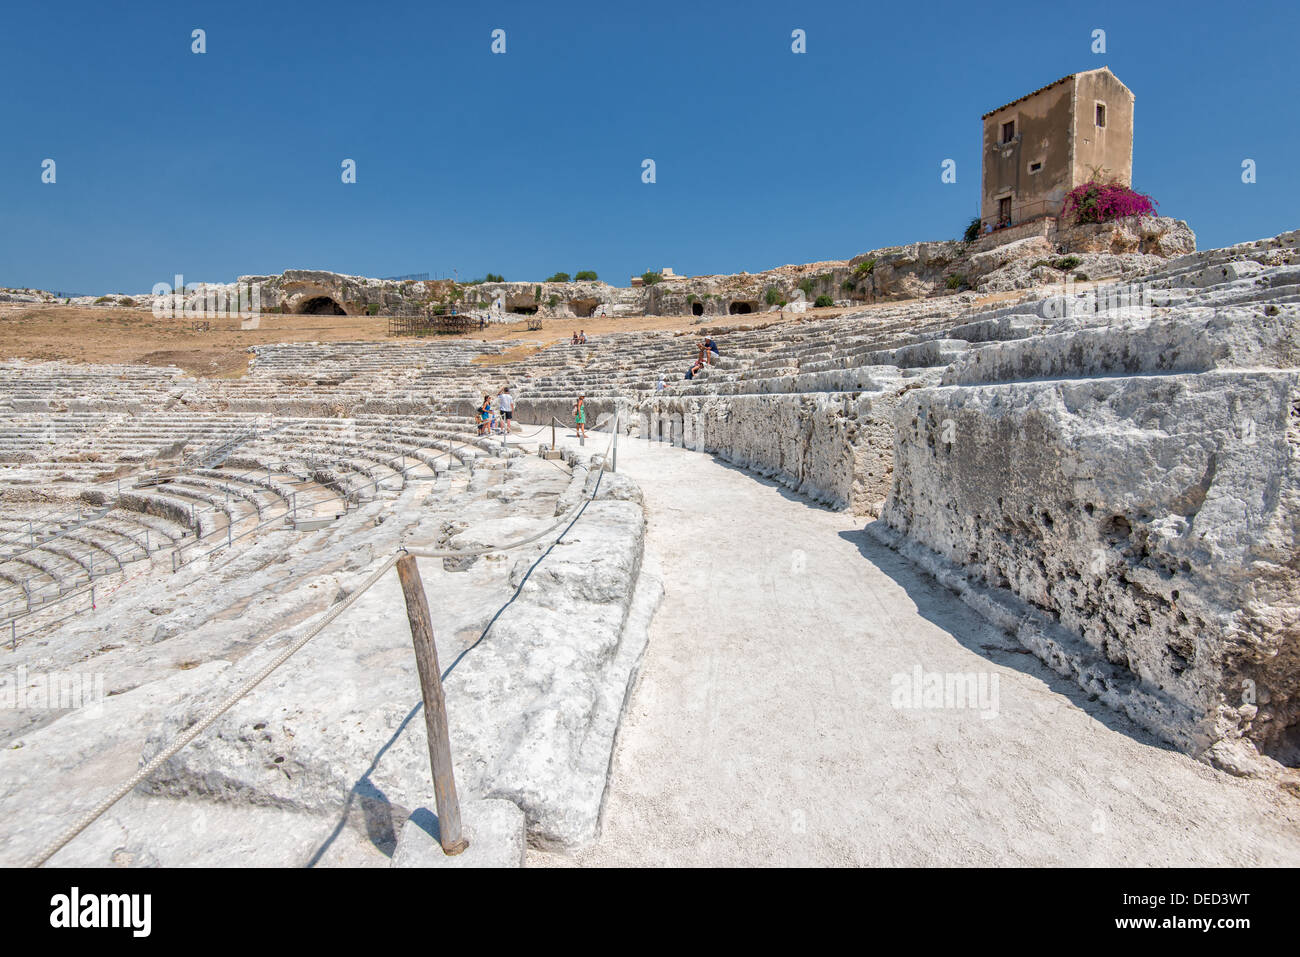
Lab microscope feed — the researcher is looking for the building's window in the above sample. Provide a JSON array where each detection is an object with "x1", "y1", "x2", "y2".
[
  {"x1": 1001, "y1": 120, "x2": 1016, "y2": 144},
  {"x1": 1095, "y1": 102, "x2": 1106, "y2": 128},
  {"x1": 998, "y1": 196, "x2": 1012, "y2": 226},
  {"x1": 1029, "y1": 161, "x2": 1043, "y2": 173}
]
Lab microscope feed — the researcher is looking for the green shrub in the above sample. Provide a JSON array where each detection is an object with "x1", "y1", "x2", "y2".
[
  {"x1": 814, "y1": 295, "x2": 834, "y2": 308},
  {"x1": 945, "y1": 273, "x2": 968, "y2": 290},
  {"x1": 117, "y1": 297, "x2": 135, "y2": 307},
  {"x1": 686, "y1": 293, "x2": 698, "y2": 303},
  {"x1": 963, "y1": 216, "x2": 982, "y2": 243},
  {"x1": 763, "y1": 286, "x2": 787, "y2": 307},
  {"x1": 547, "y1": 294, "x2": 560, "y2": 307},
  {"x1": 641, "y1": 272, "x2": 663, "y2": 286},
  {"x1": 1033, "y1": 256, "x2": 1084, "y2": 272},
  {"x1": 365, "y1": 304, "x2": 380, "y2": 316},
  {"x1": 854, "y1": 259, "x2": 876, "y2": 275},
  {"x1": 798, "y1": 278, "x2": 815, "y2": 296},
  {"x1": 546, "y1": 272, "x2": 571, "y2": 283},
  {"x1": 94, "y1": 296, "x2": 112, "y2": 304},
  {"x1": 574, "y1": 270, "x2": 598, "y2": 281},
  {"x1": 841, "y1": 279, "x2": 856, "y2": 292}
]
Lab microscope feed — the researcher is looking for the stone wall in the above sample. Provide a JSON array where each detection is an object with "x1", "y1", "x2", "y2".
[
  {"x1": 867, "y1": 247, "x2": 1300, "y2": 776},
  {"x1": 639, "y1": 369, "x2": 934, "y2": 514}
]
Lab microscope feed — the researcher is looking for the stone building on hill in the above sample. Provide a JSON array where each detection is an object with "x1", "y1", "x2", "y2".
[{"x1": 981, "y1": 66, "x2": 1134, "y2": 233}]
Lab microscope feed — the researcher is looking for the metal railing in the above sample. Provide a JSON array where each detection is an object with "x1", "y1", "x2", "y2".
[{"x1": 980, "y1": 198, "x2": 1063, "y2": 234}]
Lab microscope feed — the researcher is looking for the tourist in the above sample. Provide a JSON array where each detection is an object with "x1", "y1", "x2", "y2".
[
  {"x1": 477, "y1": 395, "x2": 492, "y2": 435},
  {"x1": 498, "y1": 386, "x2": 515, "y2": 433},
  {"x1": 656, "y1": 376, "x2": 666, "y2": 393},
  {"x1": 703, "y1": 336, "x2": 719, "y2": 358},
  {"x1": 573, "y1": 394, "x2": 587, "y2": 438},
  {"x1": 571, "y1": 330, "x2": 580, "y2": 345},
  {"x1": 579, "y1": 330, "x2": 588, "y2": 344}
]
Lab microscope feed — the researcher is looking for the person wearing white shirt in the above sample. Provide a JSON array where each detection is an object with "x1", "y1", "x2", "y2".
[{"x1": 498, "y1": 387, "x2": 515, "y2": 433}]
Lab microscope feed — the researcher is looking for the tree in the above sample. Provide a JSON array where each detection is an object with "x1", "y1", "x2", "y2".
[
  {"x1": 641, "y1": 271, "x2": 663, "y2": 286},
  {"x1": 546, "y1": 272, "x2": 571, "y2": 283},
  {"x1": 574, "y1": 270, "x2": 598, "y2": 281}
]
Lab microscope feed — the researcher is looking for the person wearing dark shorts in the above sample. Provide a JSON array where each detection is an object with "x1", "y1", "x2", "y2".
[{"x1": 498, "y1": 387, "x2": 515, "y2": 433}]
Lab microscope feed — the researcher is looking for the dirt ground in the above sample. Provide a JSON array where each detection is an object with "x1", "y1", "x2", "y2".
[{"x1": 0, "y1": 290, "x2": 1033, "y2": 379}]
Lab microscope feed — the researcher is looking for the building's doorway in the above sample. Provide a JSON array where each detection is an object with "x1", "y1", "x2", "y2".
[{"x1": 998, "y1": 196, "x2": 1012, "y2": 227}]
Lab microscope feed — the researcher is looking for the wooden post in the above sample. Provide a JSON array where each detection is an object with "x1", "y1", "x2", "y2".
[{"x1": 394, "y1": 553, "x2": 468, "y2": 855}]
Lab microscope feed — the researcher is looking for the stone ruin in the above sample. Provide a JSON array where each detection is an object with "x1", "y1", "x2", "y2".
[
  {"x1": 1, "y1": 224, "x2": 1297, "y2": 866},
  {"x1": 18, "y1": 215, "x2": 1196, "y2": 323}
]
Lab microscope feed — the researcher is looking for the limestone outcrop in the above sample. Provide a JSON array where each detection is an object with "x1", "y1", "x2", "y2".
[
  {"x1": 23, "y1": 215, "x2": 1197, "y2": 323},
  {"x1": 868, "y1": 230, "x2": 1300, "y2": 776}
]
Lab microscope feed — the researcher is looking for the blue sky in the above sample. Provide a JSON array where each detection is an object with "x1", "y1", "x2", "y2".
[{"x1": 2, "y1": 0, "x2": 1296, "y2": 293}]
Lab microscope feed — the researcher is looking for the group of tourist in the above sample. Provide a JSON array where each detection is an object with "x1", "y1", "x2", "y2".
[
  {"x1": 477, "y1": 387, "x2": 515, "y2": 436},
  {"x1": 685, "y1": 337, "x2": 719, "y2": 380},
  {"x1": 571, "y1": 330, "x2": 588, "y2": 344}
]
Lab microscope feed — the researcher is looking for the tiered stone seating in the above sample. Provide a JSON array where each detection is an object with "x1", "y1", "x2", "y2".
[{"x1": 0, "y1": 401, "x2": 524, "y2": 633}]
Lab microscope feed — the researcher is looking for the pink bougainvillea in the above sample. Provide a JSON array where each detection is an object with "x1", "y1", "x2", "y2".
[{"x1": 1061, "y1": 181, "x2": 1158, "y2": 225}]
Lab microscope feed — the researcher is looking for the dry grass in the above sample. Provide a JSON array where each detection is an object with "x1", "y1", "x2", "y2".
[
  {"x1": 0, "y1": 295, "x2": 1009, "y2": 379},
  {"x1": 471, "y1": 342, "x2": 548, "y2": 366}
]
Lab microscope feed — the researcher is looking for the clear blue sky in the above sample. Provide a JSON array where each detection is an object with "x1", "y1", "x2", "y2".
[{"x1": 2, "y1": 0, "x2": 1296, "y2": 294}]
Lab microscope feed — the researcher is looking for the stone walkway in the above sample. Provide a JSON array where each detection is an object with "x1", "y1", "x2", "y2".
[{"x1": 527, "y1": 426, "x2": 1300, "y2": 866}]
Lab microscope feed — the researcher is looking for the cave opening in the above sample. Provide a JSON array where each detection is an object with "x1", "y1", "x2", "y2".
[{"x1": 298, "y1": 296, "x2": 347, "y2": 315}]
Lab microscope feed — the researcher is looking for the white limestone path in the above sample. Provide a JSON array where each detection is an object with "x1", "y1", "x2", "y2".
[{"x1": 526, "y1": 427, "x2": 1300, "y2": 866}]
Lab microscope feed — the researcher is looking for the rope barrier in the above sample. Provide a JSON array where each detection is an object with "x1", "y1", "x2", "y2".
[
  {"x1": 24, "y1": 419, "x2": 619, "y2": 868},
  {"x1": 25, "y1": 552, "x2": 401, "y2": 868}
]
